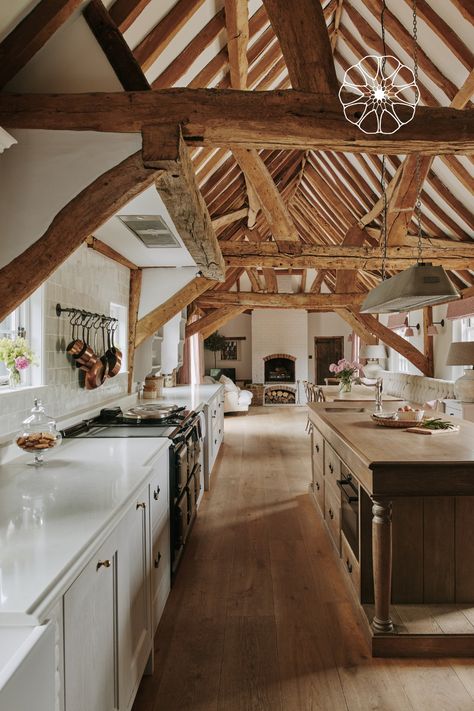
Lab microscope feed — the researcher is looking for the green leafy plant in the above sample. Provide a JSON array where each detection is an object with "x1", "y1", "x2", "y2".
[
  {"x1": 204, "y1": 331, "x2": 226, "y2": 368},
  {"x1": 421, "y1": 418, "x2": 456, "y2": 430}
]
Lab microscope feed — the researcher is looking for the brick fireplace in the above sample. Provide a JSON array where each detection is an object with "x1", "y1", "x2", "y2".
[{"x1": 263, "y1": 353, "x2": 296, "y2": 383}]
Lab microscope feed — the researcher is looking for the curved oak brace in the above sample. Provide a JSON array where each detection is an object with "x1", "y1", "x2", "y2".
[
  {"x1": 0, "y1": 150, "x2": 159, "y2": 323},
  {"x1": 372, "y1": 498, "x2": 394, "y2": 634}
]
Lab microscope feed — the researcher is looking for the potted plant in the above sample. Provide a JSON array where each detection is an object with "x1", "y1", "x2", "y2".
[
  {"x1": 0, "y1": 336, "x2": 36, "y2": 388},
  {"x1": 204, "y1": 331, "x2": 226, "y2": 369},
  {"x1": 328, "y1": 358, "x2": 361, "y2": 393}
]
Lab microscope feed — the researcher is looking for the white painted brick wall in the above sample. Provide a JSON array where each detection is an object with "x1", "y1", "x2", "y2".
[{"x1": 251, "y1": 309, "x2": 308, "y2": 387}]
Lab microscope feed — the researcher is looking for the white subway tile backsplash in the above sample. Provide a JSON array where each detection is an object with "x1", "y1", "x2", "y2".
[{"x1": 0, "y1": 245, "x2": 129, "y2": 441}]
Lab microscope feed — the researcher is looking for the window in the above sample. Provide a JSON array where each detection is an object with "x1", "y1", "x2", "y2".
[
  {"x1": 395, "y1": 332, "x2": 410, "y2": 373},
  {"x1": 0, "y1": 289, "x2": 43, "y2": 388},
  {"x1": 461, "y1": 316, "x2": 474, "y2": 343}
]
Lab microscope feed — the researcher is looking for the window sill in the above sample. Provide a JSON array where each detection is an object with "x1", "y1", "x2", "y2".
[{"x1": 0, "y1": 384, "x2": 47, "y2": 396}]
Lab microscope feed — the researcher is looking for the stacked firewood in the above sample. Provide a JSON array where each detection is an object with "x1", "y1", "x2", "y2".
[{"x1": 265, "y1": 388, "x2": 296, "y2": 404}]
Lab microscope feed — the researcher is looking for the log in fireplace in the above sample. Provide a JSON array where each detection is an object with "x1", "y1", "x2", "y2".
[{"x1": 263, "y1": 354, "x2": 296, "y2": 383}]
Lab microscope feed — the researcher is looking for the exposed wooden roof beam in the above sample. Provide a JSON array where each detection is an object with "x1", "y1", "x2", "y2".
[
  {"x1": 186, "y1": 306, "x2": 245, "y2": 338},
  {"x1": 309, "y1": 270, "x2": 328, "y2": 294},
  {"x1": 219, "y1": 240, "x2": 474, "y2": 270},
  {"x1": 134, "y1": 0, "x2": 206, "y2": 72},
  {"x1": 83, "y1": 0, "x2": 150, "y2": 90},
  {"x1": 200, "y1": 307, "x2": 246, "y2": 340},
  {"x1": 334, "y1": 308, "x2": 377, "y2": 345},
  {"x1": 211, "y1": 208, "x2": 248, "y2": 231},
  {"x1": 86, "y1": 236, "x2": 138, "y2": 270},
  {"x1": 127, "y1": 267, "x2": 142, "y2": 392},
  {"x1": 263, "y1": 0, "x2": 338, "y2": 94},
  {"x1": 4, "y1": 91, "x2": 472, "y2": 154},
  {"x1": 142, "y1": 124, "x2": 225, "y2": 281},
  {"x1": 0, "y1": 151, "x2": 159, "y2": 323},
  {"x1": 0, "y1": 0, "x2": 83, "y2": 89},
  {"x1": 109, "y1": 0, "x2": 153, "y2": 33},
  {"x1": 196, "y1": 292, "x2": 364, "y2": 309},
  {"x1": 224, "y1": 0, "x2": 249, "y2": 90}
]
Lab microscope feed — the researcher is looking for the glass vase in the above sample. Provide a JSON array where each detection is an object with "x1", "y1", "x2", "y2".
[
  {"x1": 339, "y1": 378, "x2": 352, "y2": 393},
  {"x1": 8, "y1": 367, "x2": 21, "y2": 388}
]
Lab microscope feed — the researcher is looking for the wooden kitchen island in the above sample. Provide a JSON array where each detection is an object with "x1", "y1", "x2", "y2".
[{"x1": 308, "y1": 401, "x2": 474, "y2": 657}]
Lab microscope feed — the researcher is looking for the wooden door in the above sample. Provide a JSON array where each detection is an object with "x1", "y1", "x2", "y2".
[{"x1": 314, "y1": 336, "x2": 344, "y2": 384}]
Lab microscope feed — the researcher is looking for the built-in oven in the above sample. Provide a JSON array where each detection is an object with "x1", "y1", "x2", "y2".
[{"x1": 337, "y1": 467, "x2": 359, "y2": 560}]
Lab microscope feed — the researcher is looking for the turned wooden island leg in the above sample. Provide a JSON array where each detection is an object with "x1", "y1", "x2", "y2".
[{"x1": 372, "y1": 498, "x2": 394, "y2": 633}]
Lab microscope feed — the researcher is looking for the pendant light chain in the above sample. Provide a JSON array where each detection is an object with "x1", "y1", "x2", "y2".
[{"x1": 412, "y1": 0, "x2": 424, "y2": 264}]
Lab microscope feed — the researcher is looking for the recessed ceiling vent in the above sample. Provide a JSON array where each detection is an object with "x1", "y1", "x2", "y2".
[{"x1": 118, "y1": 215, "x2": 179, "y2": 248}]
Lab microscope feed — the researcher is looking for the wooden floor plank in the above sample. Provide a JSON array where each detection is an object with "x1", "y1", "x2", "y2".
[{"x1": 133, "y1": 406, "x2": 474, "y2": 711}]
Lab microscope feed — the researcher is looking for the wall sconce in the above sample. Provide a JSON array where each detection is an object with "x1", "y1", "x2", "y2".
[
  {"x1": 348, "y1": 333, "x2": 353, "y2": 343},
  {"x1": 404, "y1": 323, "x2": 420, "y2": 337},
  {"x1": 427, "y1": 319, "x2": 445, "y2": 336}
]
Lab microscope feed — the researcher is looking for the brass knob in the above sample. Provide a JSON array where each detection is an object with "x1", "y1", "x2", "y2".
[
  {"x1": 153, "y1": 486, "x2": 160, "y2": 501},
  {"x1": 329, "y1": 463, "x2": 333, "y2": 473},
  {"x1": 136, "y1": 502, "x2": 146, "y2": 510},
  {"x1": 329, "y1": 508, "x2": 334, "y2": 519},
  {"x1": 96, "y1": 559, "x2": 111, "y2": 571},
  {"x1": 154, "y1": 552, "x2": 162, "y2": 569},
  {"x1": 315, "y1": 444, "x2": 319, "y2": 453},
  {"x1": 346, "y1": 559, "x2": 352, "y2": 574},
  {"x1": 316, "y1": 481, "x2": 320, "y2": 491}
]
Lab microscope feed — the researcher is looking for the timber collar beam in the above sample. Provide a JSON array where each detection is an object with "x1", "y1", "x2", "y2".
[
  {"x1": 220, "y1": 240, "x2": 474, "y2": 270},
  {"x1": 1, "y1": 90, "x2": 474, "y2": 155},
  {"x1": 195, "y1": 292, "x2": 365, "y2": 309}
]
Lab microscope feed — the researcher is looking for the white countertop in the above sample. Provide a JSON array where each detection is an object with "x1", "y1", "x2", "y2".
[
  {"x1": 0, "y1": 437, "x2": 170, "y2": 625},
  {"x1": 137, "y1": 384, "x2": 223, "y2": 411}
]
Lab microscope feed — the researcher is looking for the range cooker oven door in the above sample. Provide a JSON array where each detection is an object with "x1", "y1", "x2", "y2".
[
  {"x1": 175, "y1": 443, "x2": 188, "y2": 497},
  {"x1": 175, "y1": 489, "x2": 189, "y2": 550},
  {"x1": 187, "y1": 471, "x2": 197, "y2": 524}
]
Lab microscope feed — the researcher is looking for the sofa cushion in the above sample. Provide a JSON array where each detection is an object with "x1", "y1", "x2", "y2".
[
  {"x1": 238, "y1": 390, "x2": 253, "y2": 405},
  {"x1": 219, "y1": 374, "x2": 239, "y2": 392},
  {"x1": 381, "y1": 372, "x2": 454, "y2": 406}
]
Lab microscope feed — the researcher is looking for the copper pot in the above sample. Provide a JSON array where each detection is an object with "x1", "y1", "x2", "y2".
[
  {"x1": 85, "y1": 324, "x2": 109, "y2": 389},
  {"x1": 66, "y1": 315, "x2": 85, "y2": 356},
  {"x1": 105, "y1": 323, "x2": 122, "y2": 378}
]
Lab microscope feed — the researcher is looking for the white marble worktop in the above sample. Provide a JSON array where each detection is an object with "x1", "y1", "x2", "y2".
[{"x1": 0, "y1": 437, "x2": 170, "y2": 625}]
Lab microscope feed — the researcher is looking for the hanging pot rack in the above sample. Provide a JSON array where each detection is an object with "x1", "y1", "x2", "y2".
[{"x1": 56, "y1": 303, "x2": 118, "y2": 327}]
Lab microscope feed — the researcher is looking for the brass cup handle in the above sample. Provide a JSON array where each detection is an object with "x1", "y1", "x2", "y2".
[
  {"x1": 96, "y1": 559, "x2": 111, "y2": 571},
  {"x1": 136, "y1": 502, "x2": 146, "y2": 510},
  {"x1": 153, "y1": 486, "x2": 161, "y2": 501},
  {"x1": 154, "y1": 552, "x2": 162, "y2": 569}
]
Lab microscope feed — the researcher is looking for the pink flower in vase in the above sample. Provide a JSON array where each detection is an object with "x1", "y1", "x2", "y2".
[{"x1": 14, "y1": 356, "x2": 30, "y2": 371}]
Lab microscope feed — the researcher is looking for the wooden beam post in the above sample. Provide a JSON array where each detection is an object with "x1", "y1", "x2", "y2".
[
  {"x1": 142, "y1": 123, "x2": 225, "y2": 281},
  {"x1": 423, "y1": 306, "x2": 434, "y2": 378},
  {"x1": 0, "y1": 150, "x2": 159, "y2": 323},
  {"x1": 128, "y1": 268, "x2": 142, "y2": 392},
  {"x1": 135, "y1": 276, "x2": 216, "y2": 348}
]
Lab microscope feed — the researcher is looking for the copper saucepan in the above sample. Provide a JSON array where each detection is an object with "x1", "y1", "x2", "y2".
[
  {"x1": 76, "y1": 316, "x2": 100, "y2": 371},
  {"x1": 85, "y1": 322, "x2": 109, "y2": 390},
  {"x1": 105, "y1": 321, "x2": 122, "y2": 378},
  {"x1": 66, "y1": 313, "x2": 85, "y2": 356}
]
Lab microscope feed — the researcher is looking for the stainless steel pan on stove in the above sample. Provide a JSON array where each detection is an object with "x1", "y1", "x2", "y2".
[{"x1": 122, "y1": 405, "x2": 185, "y2": 421}]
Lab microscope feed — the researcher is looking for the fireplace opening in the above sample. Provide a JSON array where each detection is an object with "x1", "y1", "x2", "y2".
[{"x1": 264, "y1": 354, "x2": 296, "y2": 383}]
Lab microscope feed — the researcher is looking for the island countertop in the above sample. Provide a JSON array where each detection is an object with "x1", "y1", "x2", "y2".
[{"x1": 308, "y1": 403, "x2": 474, "y2": 497}]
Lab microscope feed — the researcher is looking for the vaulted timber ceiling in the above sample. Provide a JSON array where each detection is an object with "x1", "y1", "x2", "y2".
[{"x1": 0, "y1": 0, "x2": 473, "y2": 362}]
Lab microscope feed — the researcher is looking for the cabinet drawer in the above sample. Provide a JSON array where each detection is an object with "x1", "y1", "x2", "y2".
[
  {"x1": 152, "y1": 521, "x2": 170, "y2": 621},
  {"x1": 324, "y1": 442, "x2": 341, "y2": 490},
  {"x1": 312, "y1": 468, "x2": 324, "y2": 514},
  {"x1": 150, "y1": 464, "x2": 169, "y2": 530},
  {"x1": 325, "y1": 483, "x2": 341, "y2": 553},
  {"x1": 311, "y1": 427, "x2": 324, "y2": 473},
  {"x1": 341, "y1": 533, "x2": 360, "y2": 595}
]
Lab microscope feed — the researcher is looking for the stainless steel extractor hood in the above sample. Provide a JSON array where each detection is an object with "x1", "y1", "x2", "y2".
[{"x1": 360, "y1": 263, "x2": 460, "y2": 314}]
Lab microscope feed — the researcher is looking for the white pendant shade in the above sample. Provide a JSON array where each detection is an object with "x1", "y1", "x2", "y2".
[
  {"x1": 0, "y1": 127, "x2": 17, "y2": 153},
  {"x1": 446, "y1": 341, "x2": 474, "y2": 366}
]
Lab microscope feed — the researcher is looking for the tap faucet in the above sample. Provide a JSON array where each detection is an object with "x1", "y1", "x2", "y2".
[{"x1": 375, "y1": 377, "x2": 383, "y2": 413}]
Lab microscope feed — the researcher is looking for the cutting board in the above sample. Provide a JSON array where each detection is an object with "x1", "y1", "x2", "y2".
[{"x1": 406, "y1": 425, "x2": 460, "y2": 435}]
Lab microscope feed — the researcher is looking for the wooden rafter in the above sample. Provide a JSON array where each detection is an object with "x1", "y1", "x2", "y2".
[
  {"x1": 186, "y1": 306, "x2": 245, "y2": 338},
  {"x1": 142, "y1": 124, "x2": 225, "y2": 281},
  {"x1": 334, "y1": 308, "x2": 377, "y2": 345},
  {"x1": 0, "y1": 0, "x2": 83, "y2": 89},
  {"x1": 196, "y1": 292, "x2": 364, "y2": 309},
  {"x1": 135, "y1": 277, "x2": 216, "y2": 348},
  {"x1": 109, "y1": 0, "x2": 153, "y2": 33},
  {"x1": 211, "y1": 208, "x2": 249, "y2": 231},
  {"x1": 0, "y1": 151, "x2": 159, "y2": 323},
  {"x1": 86, "y1": 236, "x2": 138, "y2": 271},
  {"x1": 3, "y1": 91, "x2": 473, "y2": 154},
  {"x1": 263, "y1": 0, "x2": 338, "y2": 94},
  {"x1": 128, "y1": 268, "x2": 142, "y2": 392},
  {"x1": 224, "y1": 0, "x2": 249, "y2": 90},
  {"x1": 219, "y1": 240, "x2": 474, "y2": 270}
]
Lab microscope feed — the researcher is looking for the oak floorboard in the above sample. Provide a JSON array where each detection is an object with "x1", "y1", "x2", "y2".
[{"x1": 132, "y1": 406, "x2": 474, "y2": 711}]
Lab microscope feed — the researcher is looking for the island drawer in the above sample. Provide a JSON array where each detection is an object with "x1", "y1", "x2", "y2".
[
  {"x1": 324, "y1": 442, "x2": 341, "y2": 491},
  {"x1": 341, "y1": 533, "x2": 360, "y2": 595},
  {"x1": 312, "y1": 469, "x2": 324, "y2": 514},
  {"x1": 325, "y1": 483, "x2": 341, "y2": 553},
  {"x1": 311, "y1": 427, "x2": 324, "y2": 473}
]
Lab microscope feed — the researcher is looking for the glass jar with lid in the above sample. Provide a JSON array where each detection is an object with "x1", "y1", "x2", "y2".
[{"x1": 16, "y1": 399, "x2": 62, "y2": 466}]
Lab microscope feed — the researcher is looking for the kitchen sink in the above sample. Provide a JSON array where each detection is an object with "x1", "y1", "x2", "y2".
[{"x1": 323, "y1": 407, "x2": 369, "y2": 413}]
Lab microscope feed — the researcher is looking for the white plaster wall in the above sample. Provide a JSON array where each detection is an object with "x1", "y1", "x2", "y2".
[
  {"x1": 204, "y1": 312, "x2": 252, "y2": 380},
  {"x1": 0, "y1": 245, "x2": 129, "y2": 438},
  {"x1": 251, "y1": 309, "x2": 308, "y2": 384},
  {"x1": 0, "y1": 130, "x2": 141, "y2": 270},
  {"x1": 307, "y1": 312, "x2": 352, "y2": 381},
  {"x1": 138, "y1": 267, "x2": 197, "y2": 319}
]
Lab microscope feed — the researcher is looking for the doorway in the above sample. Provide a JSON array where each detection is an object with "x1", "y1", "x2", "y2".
[{"x1": 314, "y1": 336, "x2": 344, "y2": 384}]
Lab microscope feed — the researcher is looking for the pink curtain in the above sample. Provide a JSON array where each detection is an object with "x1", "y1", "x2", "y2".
[{"x1": 178, "y1": 315, "x2": 202, "y2": 385}]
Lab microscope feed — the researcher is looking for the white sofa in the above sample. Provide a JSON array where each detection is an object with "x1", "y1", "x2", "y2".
[
  {"x1": 380, "y1": 372, "x2": 455, "y2": 408},
  {"x1": 203, "y1": 375, "x2": 253, "y2": 413}
]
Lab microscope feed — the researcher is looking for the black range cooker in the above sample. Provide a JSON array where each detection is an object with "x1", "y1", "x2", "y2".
[{"x1": 62, "y1": 404, "x2": 203, "y2": 578}]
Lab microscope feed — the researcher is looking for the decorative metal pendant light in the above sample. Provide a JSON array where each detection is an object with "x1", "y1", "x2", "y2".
[{"x1": 359, "y1": 1, "x2": 460, "y2": 314}]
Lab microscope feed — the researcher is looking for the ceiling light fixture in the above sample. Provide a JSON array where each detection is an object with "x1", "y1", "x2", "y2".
[
  {"x1": 0, "y1": 126, "x2": 17, "y2": 153},
  {"x1": 359, "y1": 1, "x2": 460, "y2": 314}
]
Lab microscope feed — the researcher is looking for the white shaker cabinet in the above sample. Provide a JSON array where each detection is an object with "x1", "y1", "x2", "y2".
[
  {"x1": 64, "y1": 533, "x2": 119, "y2": 711},
  {"x1": 117, "y1": 484, "x2": 152, "y2": 710}
]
